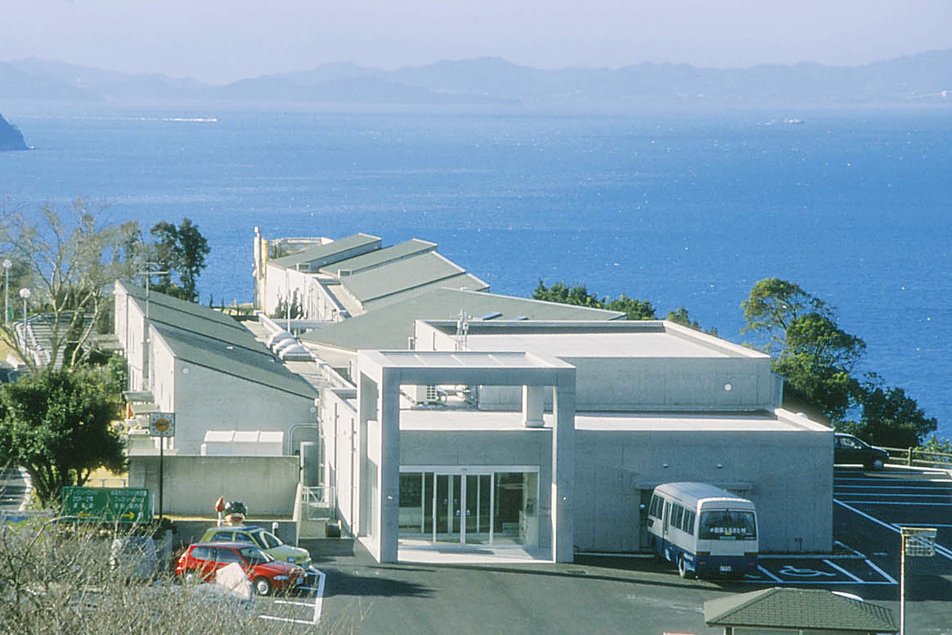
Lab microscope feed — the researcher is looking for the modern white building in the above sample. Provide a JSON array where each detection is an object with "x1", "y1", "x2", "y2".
[
  {"x1": 112, "y1": 231, "x2": 836, "y2": 563},
  {"x1": 113, "y1": 281, "x2": 319, "y2": 516},
  {"x1": 315, "y1": 318, "x2": 833, "y2": 564}
]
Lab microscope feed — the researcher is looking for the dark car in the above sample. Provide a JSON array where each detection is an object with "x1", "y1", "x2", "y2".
[
  {"x1": 175, "y1": 541, "x2": 305, "y2": 596},
  {"x1": 834, "y1": 433, "x2": 889, "y2": 470}
]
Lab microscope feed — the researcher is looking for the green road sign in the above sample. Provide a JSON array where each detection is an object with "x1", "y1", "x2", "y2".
[{"x1": 61, "y1": 487, "x2": 152, "y2": 524}]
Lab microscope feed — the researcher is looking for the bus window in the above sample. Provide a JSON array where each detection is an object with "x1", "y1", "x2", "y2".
[
  {"x1": 699, "y1": 510, "x2": 757, "y2": 540},
  {"x1": 648, "y1": 495, "x2": 662, "y2": 519}
]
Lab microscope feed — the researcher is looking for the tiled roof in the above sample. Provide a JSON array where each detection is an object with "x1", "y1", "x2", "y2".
[{"x1": 704, "y1": 588, "x2": 897, "y2": 632}]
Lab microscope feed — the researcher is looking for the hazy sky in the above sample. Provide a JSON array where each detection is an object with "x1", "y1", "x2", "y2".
[{"x1": 5, "y1": 0, "x2": 952, "y2": 84}]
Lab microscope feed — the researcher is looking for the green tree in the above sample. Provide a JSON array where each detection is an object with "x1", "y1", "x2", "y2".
[
  {"x1": 742, "y1": 279, "x2": 866, "y2": 423},
  {"x1": 533, "y1": 281, "x2": 603, "y2": 308},
  {"x1": 533, "y1": 280, "x2": 656, "y2": 319},
  {"x1": 666, "y1": 306, "x2": 717, "y2": 335},
  {"x1": 605, "y1": 294, "x2": 656, "y2": 320},
  {"x1": 0, "y1": 367, "x2": 125, "y2": 506},
  {"x1": 741, "y1": 277, "x2": 830, "y2": 355},
  {"x1": 844, "y1": 378, "x2": 938, "y2": 448},
  {"x1": 149, "y1": 217, "x2": 210, "y2": 302}
]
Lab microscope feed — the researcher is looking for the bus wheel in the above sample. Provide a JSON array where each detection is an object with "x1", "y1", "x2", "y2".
[{"x1": 677, "y1": 555, "x2": 693, "y2": 579}]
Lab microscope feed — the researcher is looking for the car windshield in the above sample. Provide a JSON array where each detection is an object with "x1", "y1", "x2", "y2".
[
  {"x1": 239, "y1": 546, "x2": 274, "y2": 565},
  {"x1": 259, "y1": 531, "x2": 284, "y2": 549},
  {"x1": 699, "y1": 510, "x2": 757, "y2": 540}
]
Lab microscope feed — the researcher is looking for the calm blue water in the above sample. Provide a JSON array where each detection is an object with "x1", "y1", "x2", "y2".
[{"x1": 2, "y1": 104, "x2": 950, "y2": 437}]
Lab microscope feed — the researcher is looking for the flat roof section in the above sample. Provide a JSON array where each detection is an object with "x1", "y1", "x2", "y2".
[
  {"x1": 465, "y1": 331, "x2": 729, "y2": 358},
  {"x1": 270, "y1": 233, "x2": 381, "y2": 268},
  {"x1": 575, "y1": 412, "x2": 824, "y2": 433},
  {"x1": 396, "y1": 410, "x2": 827, "y2": 433},
  {"x1": 366, "y1": 350, "x2": 567, "y2": 370},
  {"x1": 425, "y1": 320, "x2": 768, "y2": 360}
]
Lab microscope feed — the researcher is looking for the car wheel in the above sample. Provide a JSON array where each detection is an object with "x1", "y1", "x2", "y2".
[
  {"x1": 254, "y1": 576, "x2": 272, "y2": 596},
  {"x1": 677, "y1": 555, "x2": 692, "y2": 579},
  {"x1": 183, "y1": 571, "x2": 199, "y2": 585},
  {"x1": 868, "y1": 458, "x2": 885, "y2": 471}
]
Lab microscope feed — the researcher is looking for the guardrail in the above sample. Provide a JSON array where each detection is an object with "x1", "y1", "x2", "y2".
[
  {"x1": 882, "y1": 446, "x2": 952, "y2": 470},
  {"x1": 301, "y1": 485, "x2": 335, "y2": 521}
]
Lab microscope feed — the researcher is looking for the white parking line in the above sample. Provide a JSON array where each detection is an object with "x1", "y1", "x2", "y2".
[
  {"x1": 864, "y1": 559, "x2": 898, "y2": 585},
  {"x1": 836, "y1": 501, "x2": 952, "y2": 506},
  {"x1": 835, "y1": 498, "x2": 952, "y2": 562},
  {"x1": 823, "y1": 559, "x2": 864, "y2": 583},
  {"x1": 257, "y1": 569, "x2": 326, "y2": 627},
  {"x1": 756, "y1": 565, "x2": 782, "y2": 583}
]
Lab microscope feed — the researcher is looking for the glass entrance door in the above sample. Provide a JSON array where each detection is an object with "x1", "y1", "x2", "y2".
[{"x1": 399, "y1": 469, "x2": 538, "y2": 548}]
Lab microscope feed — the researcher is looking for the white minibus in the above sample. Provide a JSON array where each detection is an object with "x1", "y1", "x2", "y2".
[{"x1": 646, "y1": 482, "x2": 758, "y2": 579}]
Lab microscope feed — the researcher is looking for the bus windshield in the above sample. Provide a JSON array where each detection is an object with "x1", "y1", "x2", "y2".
[{"x1": 698, "y1": 510, "x2": 756, "y2": 540}]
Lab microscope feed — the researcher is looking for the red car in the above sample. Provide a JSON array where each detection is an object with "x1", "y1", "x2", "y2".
[{"x1": 175, "y1": 541, "x2": 306, "y2": 596}]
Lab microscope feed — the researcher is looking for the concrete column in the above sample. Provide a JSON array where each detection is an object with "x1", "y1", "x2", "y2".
[
  {"x1": 522, "y1": 384, "x2": 545, "y2": 428},
  {"x1": 357, "y1": 373, "x2": 377, "y2": 545},
  {"x1": 378, "y1": 369, "x2": 402, "y2": 563},
  {"x1": 551, "y1": 369, "x2": 576, "y2": 563}
]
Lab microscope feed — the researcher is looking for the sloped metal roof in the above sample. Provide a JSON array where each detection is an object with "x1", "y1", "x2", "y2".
[
  {"x1": 301, "y1": 287, "x2": 624, "y2": 352},
  {"x1": 153, "y1": 324, "x2": 318, "y2": 400},
  {"x1": 269, "y1": 233, "x2": 380, "y2": 268}
]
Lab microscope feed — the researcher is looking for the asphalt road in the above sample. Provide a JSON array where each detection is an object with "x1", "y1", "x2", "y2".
[{"x1": 292, "y1": 465, "x2": 952, "y2": 634}]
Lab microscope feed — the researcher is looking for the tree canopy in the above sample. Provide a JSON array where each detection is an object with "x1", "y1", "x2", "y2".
[
  {"x1": 0, "y1": 366, "x2": 125, "y2": 506},
  {"x1": 533, "y1": 281, "x2": 657, "y2": 320},
  {"x1": 742, "y1": 277, "x2": 937, "y2": 446},
  {"x1": 149, "y1": 217, "x2": 210, "y2": 302},
  {"x1": 0, "y1": 202, "x2": 141, "y2": 371}
]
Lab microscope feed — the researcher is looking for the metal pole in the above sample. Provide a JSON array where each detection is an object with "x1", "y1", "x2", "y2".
[
  {"x1": 3, "y1": 265, "x2": 8, "y2": 326},
  {"x1": 158, "y1": 435, "x2": 165, "y2": 523},
  {"x1": 900, "y1": 532, "x2": 906, "y2": 635}
]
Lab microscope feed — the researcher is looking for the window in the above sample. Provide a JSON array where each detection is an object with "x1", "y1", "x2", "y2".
[
  {"x1": 648, "y1": 495, "x2": 663, "y2": 519},
  {"x1": 260, "y1": 531, "x2": 282, "y2": 549},
  {"x1": 210, "y1": 531, "x2": 234, "y2": 542},
  {"x1": 683, "y1": 511, "x2": 696, "y2": 535},
  {"x1": 672, "y1": 504, "x2": 685, "y2": 530},
  {"x1": 191, "y1": 546, "x2": 211, "y2": 560},
  {"x1": 214, "y1": 548, "x2": 241, "y2": 564},
  {"x1": 239, "y1": 546, "x2": 270, "y2": 565},
  {"x1": 699, "y1": 510, "x2": 757, "y2": 540}
]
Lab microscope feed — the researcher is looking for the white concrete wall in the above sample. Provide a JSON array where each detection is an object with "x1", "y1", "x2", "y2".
[
  {"x1": 321, "y1": 388, "x2": 359, "y2": 536},
  {"x1": 129, "y1": 455, "x2": 299, "y2": 516},
  {"x1": 475, "y1": 356, "x2": 778, "y2": 413},
  {"x1": 574, "y1": 427, "x2": 834, "y2": 553},
  {"x1": 171, "y1": 359, "x2": 316, "y2": 455}
]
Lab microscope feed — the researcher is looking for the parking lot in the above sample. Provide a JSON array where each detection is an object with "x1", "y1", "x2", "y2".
[{"x1": 277, "y1": 466, "x2": 951, "y2": 634}]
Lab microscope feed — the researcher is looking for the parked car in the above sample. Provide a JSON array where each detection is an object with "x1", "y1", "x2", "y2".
[
  {"x1": 175, "y1": 542, "x2": 306, "y2": 596},
  {"x1": 834, "y1": 433, "x2": 889, "y2": 470},
  {"x1": 199, "y1": 525, "x2": 312, "y2": 568}
]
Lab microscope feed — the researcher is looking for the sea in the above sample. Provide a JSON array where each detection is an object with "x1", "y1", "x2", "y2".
[{"x1": 1, "y1": 103, "x2": 950, "y2": 438}]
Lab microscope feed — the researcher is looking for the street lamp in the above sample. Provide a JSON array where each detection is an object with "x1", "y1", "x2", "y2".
[
  {"x1": 3, "y1": 259, "x2": 12, "y2": 325},
  {"x1": 18, "y1": 287, "x2": 30, "y2": 324}
]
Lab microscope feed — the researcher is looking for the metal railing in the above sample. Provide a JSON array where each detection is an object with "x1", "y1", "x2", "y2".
[
  {"x1": 301, "y1": 485, "x2": 335, "y2": 521},
  {"x1": 881, "y1": 446, "x2": 952, "y2": 470}
]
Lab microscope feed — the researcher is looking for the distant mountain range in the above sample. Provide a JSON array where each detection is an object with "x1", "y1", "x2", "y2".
[{"x1": 2, "y1": 51, "x2": 951, "y2": 109}]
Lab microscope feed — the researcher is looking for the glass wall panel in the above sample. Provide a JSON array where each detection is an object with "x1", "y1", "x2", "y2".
[{"x1": 398, "y1": 473, "x2": 425, "y2": 534}]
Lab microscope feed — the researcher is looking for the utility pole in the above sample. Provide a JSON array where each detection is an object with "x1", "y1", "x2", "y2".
[{"x1": 900, "y1": 526, "x2": 937, "y2": 635}]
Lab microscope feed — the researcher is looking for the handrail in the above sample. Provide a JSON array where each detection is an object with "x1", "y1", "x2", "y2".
[
  {"x1": 880, "y1": 446, "x2": 952, "y2": 469},
  {"x1": 301, "y1": 485, "x2": 335, "y2": 521}
]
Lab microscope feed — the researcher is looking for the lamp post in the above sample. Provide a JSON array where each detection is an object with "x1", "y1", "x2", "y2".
[
  {"x1": 18, "y1": 287, "x2": 30, "y2": 324},
  {"x1": 3, "y1": 259, "x2": 12, "y2": 325}
]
